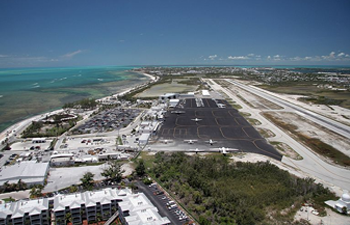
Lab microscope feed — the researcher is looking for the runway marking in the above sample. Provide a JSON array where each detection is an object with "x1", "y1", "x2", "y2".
[
  {"x1": 252, "y1": 140, "x2": 282, "y2": 160},
  {"x1": 204, "y1": 98, "x2": 210, "y2": 107},
  {"x1": 161, "y1": 128, "x2": 172, "y2": 135},
  {"x1": 173, "y1": 128, "x2": 187, "y2": 138},
  {"x1": 228, "y1": 110, "x2": 239, "y2": 117}
]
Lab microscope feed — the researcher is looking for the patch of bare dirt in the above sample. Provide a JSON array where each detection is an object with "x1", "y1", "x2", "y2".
[{"x1": 267, "y1": 112, "x2": 350, "y2": 157}]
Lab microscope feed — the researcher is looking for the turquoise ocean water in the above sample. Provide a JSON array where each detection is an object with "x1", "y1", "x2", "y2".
[{"x1": 0, "y1": 66, "x2": 148, "y2": 132}]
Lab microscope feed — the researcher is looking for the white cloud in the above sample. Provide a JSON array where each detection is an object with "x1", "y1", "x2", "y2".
[
  {"x1": 0, "y1": 54, "x2": 9, "y2": 58},
  {"x1": 267, "y1": 56, "x2": 271, "y2": 59},
  {"x1": 62, "y1": 50, "x2": 83, "y2": 58},
  {"x1": 274, "y1": 54, "x2": 280, "y2": 58},
  {"x1": 291, "y1": 56, "x2": 313, "y2": 61},
  {"x1": 338, "y1": 52, "x2": 345, "y2": 57},
  {"x1": 228, "y1": 56, "x2": 248, "y2": 60},
  {"x1": 208, "y1": 54, "x2": 217, "y2": 60},
  {"x1": 248, "y1": 53, "x2": 255, "y2": 57},
  {"x1": 329, "y1": 51, "x2": 336, "y2": 58}
]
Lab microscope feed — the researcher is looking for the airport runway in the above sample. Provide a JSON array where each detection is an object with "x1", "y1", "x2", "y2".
[
  {"x1": 226, "y1": 79, "x2": 350, "y2": 138},
  {"x1": 151, "y1": 98, "x2": 282, "y2": 160},
  {"x1": 209, "y1": 79, "x2": 350, "y2": 190}
]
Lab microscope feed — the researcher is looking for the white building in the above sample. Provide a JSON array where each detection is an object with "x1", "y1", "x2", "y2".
[
  {"x1": 119, "y1": 192, "x2": 171, "y2": 225},
  {"x1": 179, "y1": 92, "x2": 195, "y2": 98},
  {"x1": 202, "y1": 90, "x2": 210, "y2": 96},
  {"x1": 325, "y1": 193, "x2": 350, "y2": 214},
  {"x1": 169, "y1": 99, "x2": 179, "y2": 108},
  {"x1": 0, "y1": 198, "x2": 50, "y2": 225},
  {"x1": 159, "y1": 93, "x2": 178, "y2": 101},
  {"x1": 32, "y1": 138, "x2": 46, "y2": 144},
  {"x1": 138, "y1": 133, "x2": 150, "y2": 145},
  {"x1": 0, "y1": 161, "x2": 49, "y2": 186},
  {"x1": 0, "y1": 188, "x2": 170, "y2": 225}
]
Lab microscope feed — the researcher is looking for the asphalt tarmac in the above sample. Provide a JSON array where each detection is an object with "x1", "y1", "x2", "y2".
[{"x1": 152, "y1": 98, "x2": 282, "y2": 161}]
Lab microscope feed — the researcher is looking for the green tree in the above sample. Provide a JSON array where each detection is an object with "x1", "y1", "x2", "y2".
[
  {"x1": 128, "y1": 182, "x2": 138, "y2": 193},
  {"x1": 101, "y1": 161, "x2": 125, "y2": 184},
  {"x1": 29, "y1": 185, "x2": 43, "y2": 198},
  {"x1": 17, "y1": 179, "x2": 27, "y2": 191},
  {"x1": 69, "y1": 185, "x2": 78, "y2": 193},
  {"x1": 80, "y1": 172, "x2": 95, "y2": 191},
  {"x1": 135, "y1": 159, "x2": 146, "y2": 177}
]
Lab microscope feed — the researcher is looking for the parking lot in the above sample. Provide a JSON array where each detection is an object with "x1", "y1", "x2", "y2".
[
  {"x1": 10, "y1": 139, "x2": 52, "y2": 151},
  {"x1": 72, "y1": 108, "x2": 141, "y2": 134},
  {"x1": 136, "y1": 181, "x2": 192, "y2": 225},
  {"x1": 152, "y1": 98, "x2": 282, "y2": 160}
]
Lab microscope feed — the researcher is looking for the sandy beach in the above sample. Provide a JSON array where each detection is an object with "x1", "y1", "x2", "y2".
[{"x1": 0, "y1": 71, "x2": 156, "y2": 147}]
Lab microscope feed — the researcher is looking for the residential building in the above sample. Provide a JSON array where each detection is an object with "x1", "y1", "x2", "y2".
[
  {"x1": 119, "y1": 192, "x2": 171, "y2": 225},
  {"x1": 0, "y1": 188, "x2": 170, "y2": 225}
]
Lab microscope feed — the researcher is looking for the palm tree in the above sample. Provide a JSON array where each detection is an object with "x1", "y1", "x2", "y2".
[
  {"x1": 65, "y1": 212, "x2": 72, "y2": 224},
  {"x1": 17, "y1": 179, "x2": 27, "y2": 190}
]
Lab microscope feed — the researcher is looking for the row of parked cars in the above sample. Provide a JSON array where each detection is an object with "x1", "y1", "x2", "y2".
[{"x1": 149, "y1": 183, "x2": 189, "y2": 223}]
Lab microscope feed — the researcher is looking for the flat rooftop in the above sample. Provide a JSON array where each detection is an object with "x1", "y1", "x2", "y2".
[{"x1": 0, "y1": 161, "x2": 49, "y2": 185}]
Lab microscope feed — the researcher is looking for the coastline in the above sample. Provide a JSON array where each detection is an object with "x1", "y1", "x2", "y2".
[{"x1": 0, "y1": 71, "x2": 156, "y2": 146}]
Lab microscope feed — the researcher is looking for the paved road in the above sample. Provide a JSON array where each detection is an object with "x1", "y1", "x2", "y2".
[
  {"x1": 208, "y1": 79, "x2": 350, "y2": 191},
  {"x1": 226, "y1": 79, "x2": 350, "y2": 139}
]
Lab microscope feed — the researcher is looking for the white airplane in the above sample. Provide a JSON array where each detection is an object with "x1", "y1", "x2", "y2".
[
  {"x1": 211, "y1": 147, "x2": 239, "y2": 155},
  {"x1": 205, "y1": 139, "x2": 217, "y2": 145},
  {"x1": 189, "y1": 148, "x2": 206, "y2": 154},
  {"x1": 161, "y1": 139, "x2": 173, "y2": 144},
  {"x1": 184, "y1": 139, "x2": 198, "y2": 144},
  {"x1": 191, "y1": 118, "x2": 202, "y2": 122}
]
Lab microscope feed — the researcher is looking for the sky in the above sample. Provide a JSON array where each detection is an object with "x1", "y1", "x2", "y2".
[{"x1": 0, "y1": 0, "x2": 350, "y2": 68}]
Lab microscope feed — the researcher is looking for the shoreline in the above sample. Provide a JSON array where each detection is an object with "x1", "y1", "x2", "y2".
[{"x1": 0, "y1": 71, "x2": 156, "y2": 146}]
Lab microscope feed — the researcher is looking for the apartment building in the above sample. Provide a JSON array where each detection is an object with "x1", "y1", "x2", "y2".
[{"x1": 0, "y1": 188, "x2": 170, "y2": 225}]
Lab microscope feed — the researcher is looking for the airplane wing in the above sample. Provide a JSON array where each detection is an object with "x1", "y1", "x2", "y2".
[
  {"x1": 188, "y1": 149, "x2": 207, "y2": 153},
  {"x1": 184, "y1": 140, "x2": 198, "y2": 143},
  {"x1": 210, "y1": 147, "x2": 239, "y2": 152}
]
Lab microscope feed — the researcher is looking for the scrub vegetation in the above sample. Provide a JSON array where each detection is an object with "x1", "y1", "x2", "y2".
[
  {"x1": 258, "y1": 83, "x2": 350, "y2": 109},
  {"x1": 147, "y1": 152, "x2": 335, "y2": 225},
  {"x1": 263, "y1": 113, "x2": 350, "y2": 167}
]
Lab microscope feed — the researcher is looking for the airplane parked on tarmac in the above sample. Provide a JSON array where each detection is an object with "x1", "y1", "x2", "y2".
[
  {"x1": 160, "y1": 139, "x2": 173, "y2": 144},
  {"x1": 205, "y1": 139, "x2": 217, "y2": 145},
  {"x1": 212, "y1": 147, "x2": 239, "y2": 155},
  {"x1": 184, "y1": 139, "x2": 198, "y2": 144}
]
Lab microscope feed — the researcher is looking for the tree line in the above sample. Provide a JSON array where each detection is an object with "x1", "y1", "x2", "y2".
[{"x1": 150, "y1": 152, "x2": 336, "y2": 225}]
